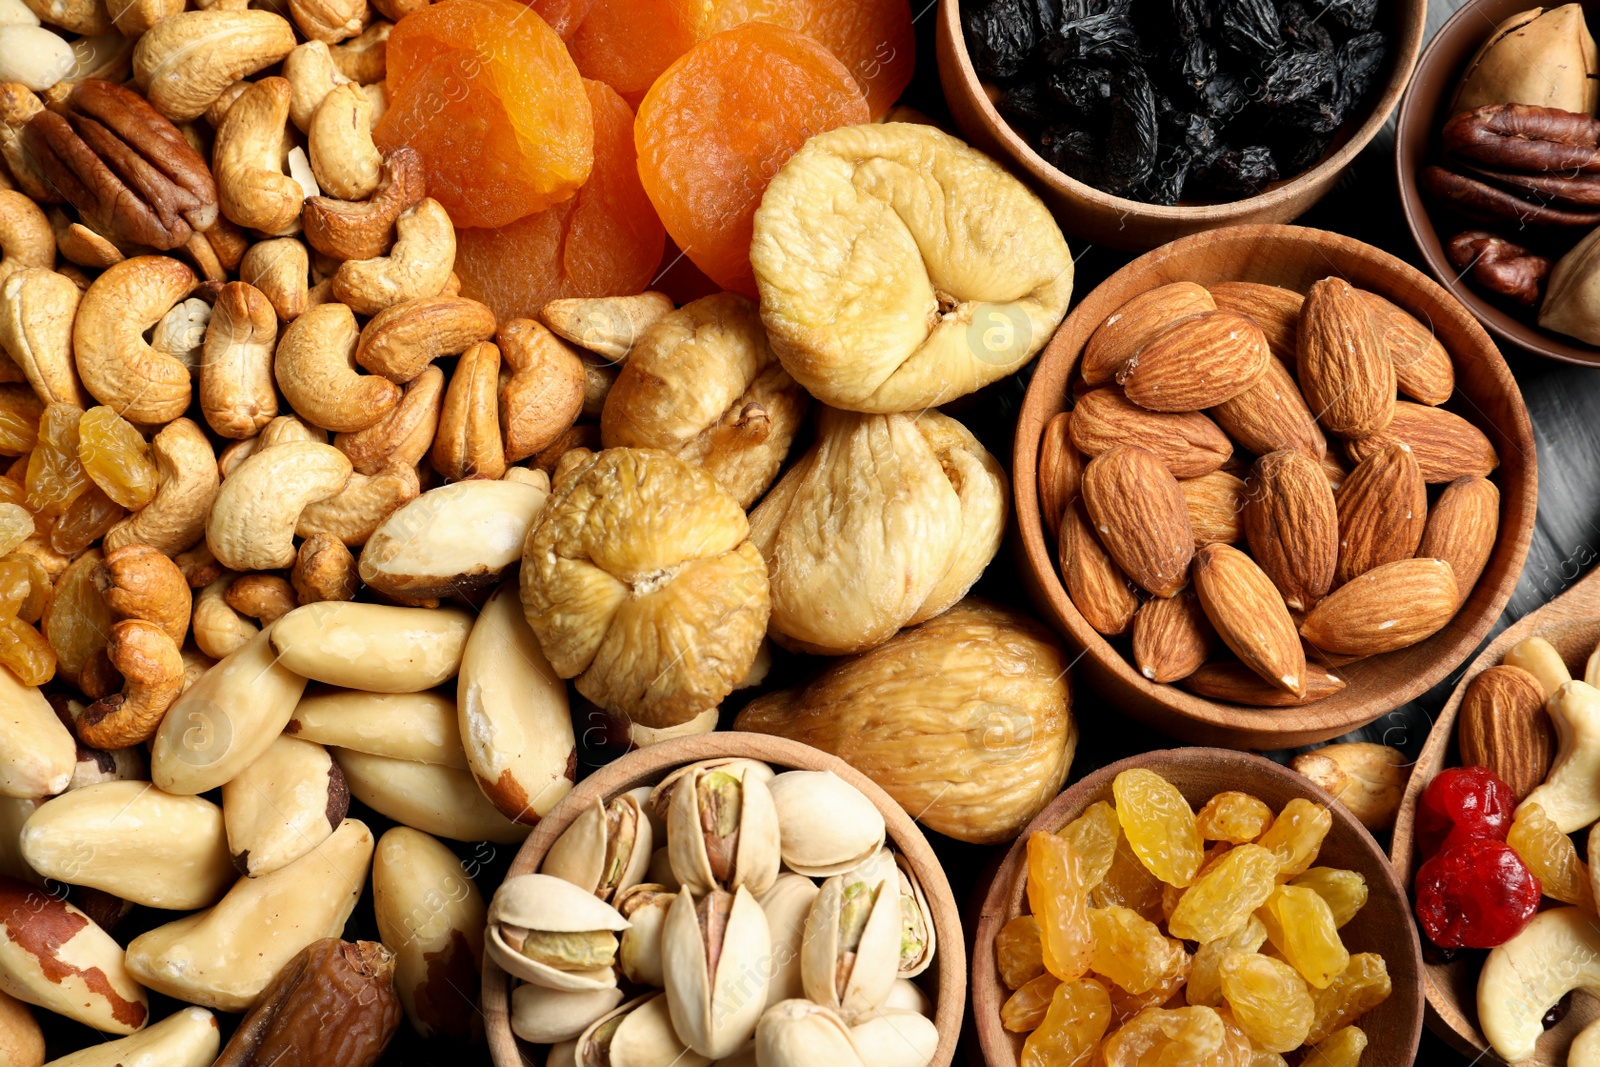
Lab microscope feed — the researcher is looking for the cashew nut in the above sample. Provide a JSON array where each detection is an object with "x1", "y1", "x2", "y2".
[
  {"x1": 0, "y1": 84, "x2": 52, "y2": 204},
  {"x1": 224, "y1": 572, "x2": 296, "y2": 623},
  {"x1": 213, "y1": 76, "x2": 303, "y2": 236},
  {"x1": 238, "y1": 236, "x2": 309, "y2": 321},
  {"x1": 1519, "y1": 680, "x2": 1600, "y2": 833},
  {"x1": 65, "y1": 34, "x2": 134, "y2": 83},
  {"x1": 203, "y1": 78, "x2": 251, "y2": 128},
  {"x1": 330, "y1": 19, "x2": 388, "y2": 84},
  {"x1": 106, "y1": 0, "x2": 183, "y2": 36},
  {"x1": 0, "y1": 267, "x2": 90, "y2": 407},
  {"x1": 331, "y1": 197, "x2": 454, "y2": 315},
  {"x1": 206, "y1": 440, "x2": 350, "y2": 570},
  {"x1": 76, "y1": 618, "x2": 186, "y2": 749},
  {"x1": 216, "y1": 435, "x2": 255, "y2": 479},
  {"x1": 539, "y1": 291, "x2": 674, "y2": 362},
  {"x1": 356, "y1": 293, "x2": 496, "y2": 383},
  {"x1": 131, "y1": 8, "x2": 296, "y2": 122},
  {"x1": 431, "y1": 338, "x2": 504, "y2": 481},
  {"x1": 498, "y1": 318, "x2": 584, "y2": 462},
  {"x1": 15, "y1": 0, "x2": 109, "y2": 35},
  {"x1": 201, "y1": 217, "x2": 250, "y2": 273},
  {"x1": 292, "y1": 531, "x2": 356, "y2": 602},
  {"x1": 50, "y1": 209, "x2": 124, "y2": 269},
  {"x1": 1480, "y1": 908, "x2": 1600, "y2": 1062},
  {"x1": 150, "y1": 296, "x2": 212, "y2": 374},
  {"x1": 368, "y1": 0, "x2": 422, "y2": 20},
  {"x1": 273, "y1": 301, "x2": 399, "y2": 433},
  {"x1": 295, "y1": 458, "x2": 417, "y2": 546},
  {"x1": 200, "y1": 280, "x2": 277, "y2": 440},
  {"x1": 282, "y1": 39, "x2": 347, "y2": 133},
  {"x1": 308, "y1": 82, "x2": 380, "y2": 201},
  {"x1": 302, "y1": 145, "x2": 423, "y2": 262},
  {"x1": 334, "y1": 362, "x2": 442, "y2": 473},
  {"x1": 175, "y1": 542, "x2": 223, "y2": 588},
  {"x1": 104, "y1": 417, "x2": 220, "y2": 555},
  {"x1": 0, "y1": 190, "x2": 52, "y2": 284},
  {"x1": 288, "y1": 0, "x2": 366, "y2": 43},
  {"x1": 96, "y1": 543, "x2": 191, "y2": 645},
  {"x1": 191, "y1": 572, "x2": 257, "y2": 659},
  {"x1": 1505, "y1": 634, "x2": 1572, "y2": 698},
  {"x1": 72, "y1": 255, "x2": 194, "y2": 423},
  {"x1": 258, "y1": 412, "x2": 327, "y2": 448}
]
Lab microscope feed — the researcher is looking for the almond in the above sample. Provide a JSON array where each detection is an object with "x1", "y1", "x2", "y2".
[
  {"x1": 1191, "y1": 543, "x2": 1306, "y2": 696},
  {"x1": 1345, "y1": 402, "x2": 1499, "y2": 483},
  {"x1": 1359, "y1": 290, "x2": 1455, "y2": 406},
  {"x1": 1207, "y1": 281, "x2": 1303, "y2": 366},
  {"x1": 1081, "y1": 445, "x2": 1195, "y2": 598},
  {"x1": 1320, "y1": 449, "x2": 1349, "y2": 493},
  {"x1": 1297, "y1": 277, "x2": 1396, "y2": 439},
  {"x1": 1334, "y1": 442, "x2": 1426, "y2": 586},
  {"x1": 1132, "y1": 587, "x2": 1215, "y2": 683},
  {"x1": 1180, "y1": 659, "x2": 1345, "y2": 707},
  {"x1": 1070, "y1": 388, "x2": 1232, "y2": 478},
  {"x1": 1209, "y1": 355, "x2": 1327, "y2": 460},
  {"x1": 1458, "y1": 664, "x2": 1555, "y2": 801},
  {"x1": 1058, "y1": 501, "x2": 1139, "y2": 636},
  {"x1": 1180, "y1": 470, "x2": 1246, "y2": 547},
  {"x1": 1119, "y1": 310, "x2": 1271, "y2": 412},
  {"x1": 1242, "y1": 450, "x2": 1338, "y2": 612},
  {"x1": 1082, "y1": 282, "x2": 1215, "y2": 386},
  {"x1": 1299, "y1": 557, "x2": 1459, "y2": 656},
  {"x1": 1418, "y1": 475, "x2": 1500, "y2": 605},
  {"x1": 1038, "y1": 410, "x2": 1082, "y2": 545}
]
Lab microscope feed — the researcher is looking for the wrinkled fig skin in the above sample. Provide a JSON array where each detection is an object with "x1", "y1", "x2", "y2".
[
  {"x1": 213, "y1": 938, "x2": 402, "y2": 1067},
  {"x1": 736, "y1": 598, "x2": 1075, "y2": 844}
]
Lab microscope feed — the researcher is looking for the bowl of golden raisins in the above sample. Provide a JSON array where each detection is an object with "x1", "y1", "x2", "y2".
[{"x1": 971, "y1": 748, "x2": 1423, "y2": 1066}]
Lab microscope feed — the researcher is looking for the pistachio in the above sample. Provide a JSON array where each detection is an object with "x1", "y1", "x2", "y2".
[
  {"x1": 286, "y1": 687, "x2": 466, "y2": 767},
  {"x1": 545, "y1": 794, "x2": 652, "y2": 903},
  {"x1": 486, "y1": 873, "x2": 628, "y2": 992},
  {"x1": 884, "y1": 978, "x2": 933, "y2": 1017},
  {"x1": 0, "y1": 876, "x2": 148, "y2": 1034},
  {"x1": 850, "y1": 1009, "x2": 939, "y2": 1067},
  {"x1": 333, "y1": 749, "x2": 530, "y2": 845},
  {"x1": 629, "y1": 707, "x2": 720, "y2": 748},
  {"x1": 576, "y1": 993, "x2": 711, "y2": 1067},
  {"x1": 222, "y1": 735, "x2": 347, "y2": 877},
  {"x1": 42, "y1": 1005, "x2": 219, "y2": 1067},
  {"x1": 766, "y1": 770, "x2": 885, "y2": 878},
  {"x1": 645, "y1": 847, "x2": 679, "y2": 892},
  {"x1": 759, "y1": 873, "x2": 820, "y2": 1007},
  {"x1": 511, "y1": 984, "x2": 624, "y2": 1045},
  {"x1": 755, "y1": 1000, "x2": 867, "y2": 1067},
  {"x1": 615, "y1": 882, "x2": 673, "y2": 988},
  {"x1": 124, "y1": 819, "x2": 374, "y2": 1012},
  {"x1": 893, "y1": 853, "x2": 936, "y2": 979},
  {"x1": 271, "y1": 601, "x2": 472, "y2": 693},
  {"x1": 647, "y1": 758, "x2": 775, "y2": 825},
  {"x1": 371, "y1": 826, "x2": 485, "y2": 1040},
  {"x1": 802, "y1": 867, "x2": 902, "y2": 1019},
  {"x1": 549, "y1": 1038, "x2": 579, "y2": 1067},
  {"x1": 662, "y1": 886, "x2": 772, "y2": 1059},
  {"x1": 19, "y1": 781, "x2": 233, "y2": 909},
  {"x1": 667, "y1": 764, "x2": 780, "y2": 897}
]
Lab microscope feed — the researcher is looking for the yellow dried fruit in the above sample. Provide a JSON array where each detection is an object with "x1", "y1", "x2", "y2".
[
  {"x1": 1001, "y1": 972, "x2": 1060, "y2": 1032},
  {"x1": 1, "y1": 553, "x2": 49, "y2": 624},
  {"x1": 1196, "y1": 791, "x2": 1275, "y2": 843},
  {"x1": 1508, "y1": 801, "x2": 1594, "y2": 909},
  {"x1": 1020, "y1": 977, "x2": 1111, "y2": 1067},
  {"x1": 1187, "y1": 915, "x2": 1268, "y2": 1008},
  {"x1": 1061, "y1": 800, "x2": 1120, "y2": 890},
  {"x1": 1114, "y1": 768, "x2": 1204, "y2": 888},
  {"x1": 0, "y1": 386, "x2": 41, "y2": 456},
  {"x1": 0, "y1": 615, "x2": 54, "y2": 685},
  {"x1": 1089, "y1": 905, "x2": 1190, "y2": 995},
  {"x1": 24, "y1": 402, "x2": 89, "y2": 518},
  {"x1": 1255, "y1": 798, "x2": 1332, "y2": 880},
  {"x1": 1303, "y1": 1025, "x2": 1368, "y2": 1067},
  {"x1": 1028, "y1": 830, "x2": 1094, "y2": 982},
  {"x1": 1289, "y1": 868, "x2": 1367, "y2": 928},
  {"x1": 1168, "y1": 843, "x2": 1279, "y2": 942},
  {"x1": 1306, "y1": 952, "x2": 1390, "y2": 1044},
  {"x1": 1103, "y1": 1005, "x2": 1226, "y2": 1066},
  {"x1": 50, "y1": 485, "x2": 124, "y2": 557},
  {"x1": 1219, "y1": 952, "x2": 1314, "y2": 1053},
  {"x1": 78, "y1": 406, "x2": 158, "y2": 510},
  {"x1": 1258, "y1": 884, "x2": 1349, "y2": 989},
  {"x1": 1092, "y1": 826, "x2": 1166, "y2": 922},
  {"x1": 996, "y1": 914, "x2": 1045, "y2": 991},
  {"x1": 0, "y1": 503, "x2": 33, "y2": 557}
]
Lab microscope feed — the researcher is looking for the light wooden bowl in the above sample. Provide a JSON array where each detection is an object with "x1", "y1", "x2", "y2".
[
  {"x1": 1013, "y1": 223, "x2": 1538, "y2": 750},
  {"x1": 971, "y1": 749, "x2": 1424, "y2": 1066},
  {"x1": 935, "y1": 0, "x2": 1425, "y2": 252},
  {"x1": 483, "y1": 733, "x2": 967, "y2": 1067},
  {"x1": 1390, "y1": 566, "x2": 1600, "y2": 1062}
]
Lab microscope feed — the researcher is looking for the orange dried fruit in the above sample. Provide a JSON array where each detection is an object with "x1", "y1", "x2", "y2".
[
  {"x1": 567, "y1": 0, "x2": 696, "y2": 101},
  {"x1": 529, "y1": 0, "x2": 592, "y2": 37},
  {"x1": 635, "y1": 21, "x2": 869, "y2": 297},
  {"x1": 374, "y1": 0, "x2": 593, "y2": 228},
  {"x1": 455, "y1": 80, "x2": 664, "y2": 323}
]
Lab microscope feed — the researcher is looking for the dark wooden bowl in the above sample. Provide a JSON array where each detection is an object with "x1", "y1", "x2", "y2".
[
  {"x1": 1013, "y1": 223, "x2": 1537, "y2": 749},
  {"x1": 483, "y1": 733, "x2": 966, "y2": 1067},
  {"x1": 972, "y1": 749, "x2": 1424, "y2": 1066},
  {"x1": 1390, "y1": 566, "x2": 1600, "y2": 1062},
  {"x1": 1396, "y1": 0, "x2": 1600, "y2": 367},
  {"x1": 936, "y1": 0, "x2": 1425, "y2": 252}
]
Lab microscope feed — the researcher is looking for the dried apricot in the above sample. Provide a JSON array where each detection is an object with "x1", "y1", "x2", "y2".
[
  {"x1": 1219, "y1": 952, "x2": 1314, "y2": 1053},
  {"x1": 1306, "y1": 952, "x2": 1390, "y2": 1044},
  {"x1": 455, "y1": 80, "x2": 664, "y2": 323},
  {"x1": 1020, "y1": 977, "x2": 1110, "y2": 1067},
  {"x1": 529, "y1": 0, "x2": 592, "y2": 37},
  {"x1": 1168, "y1": 843, "x2": 1279, "y2": 943},
  {"x1": 995, "y1": 914, "x2": 1045, "y2": 990},
  {"x1": 634, "y1": 21, "x2": 869, "y2": 297},
  {"x1": 1061, "y1": 800, "x2": 1119, "y2": 890},
  {"x1": 1256, "y1": 798, "x2": 1332, "y2": 880},
  {"x1": 677, "y1": 0, "x2": 915, "y2": 118},
  {"x1": 1258, "y1": 884, "x2": 1349, "y2": 989},
  {"x1": 1027, "y1": 830, "x2": 1094, "y2": 983},
  {"x1": 1197, "y1": 791, "x2": 1274, "y2": 843},
  {"x1": 1001, "y1": 972, "x2": 1059, "y2": 1032},
  {"x1": 1289, "y1": 868, "x2": 1367, "y2": 928},
  {"x1": 78, "y1": 407, "x2": 157, "y2": 510},
  {"x1": 374, "y1": 0, "x2": 593, "y2": 228},
  {"x1": 1113, "y1": 768, "x2": 1205, "y2": 888},
  {"x1": 1187, "y1": 915, "x2": 1268, "y2": 1009},
  {"x1": 567, "y1": 0, "x2": 696, "y2": 100},
  {"x1": 1508, "y1": 801, "x2": 1594, "y2": 910},
  {"x1": 1089, "y1": 905, "x2": 1189, "y2": 995}
]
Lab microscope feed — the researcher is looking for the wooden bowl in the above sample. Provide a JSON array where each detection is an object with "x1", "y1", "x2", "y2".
[
  {"x1": 1390, "y1": 566, "x2": 1600, "y2": 1062},
  {"x1": 1012, "y1": 223, "x2": 1537, "y2": 750},
  {"x1": 935, "y1": 0, "x2": 1425, "y2": 252},
  {"x1": 1396, "y1": 0, "x2": 1600, "y2": 367},
  {"x1": 971, "y1": 749, "x2": 1424, "y2": 1066},
  {"x1": 483, "y1": 733, "x2": 967, "y2": 1067}
]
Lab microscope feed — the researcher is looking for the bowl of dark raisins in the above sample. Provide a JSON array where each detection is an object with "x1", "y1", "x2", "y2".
[{"x1": 939, "y1": 0, "x2": 1426, "y2": 251}]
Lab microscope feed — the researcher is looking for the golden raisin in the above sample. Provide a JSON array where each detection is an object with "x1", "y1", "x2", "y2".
[
  {"x1": 78, "y1": 407, "x2": 158, "y2": 510},
  {"x1": 1089, "y1": 905, "x2": 1190, "y2": 995},
  {"x1": 1106, "y1": 962, "x2": 1190, "y2": 1025},
  {"x1": 50, "y1": 486, "x2": 124, "y2": 557},
  {"x1": 1020, "y1": 977, "x2": 1111, "y2": 1067},
  {"x1": 1001, "y1": 972, "x2": 1059, "y2": 1032},
  {"x1": 1093, "y1": 826, "x2": 1167, "y2": 923},
  {"x1": 0, "y1": 385, "x2": 42, "y2": 456},
  {"x1": 1508, "y1": 801, "x2": 1594, "y2": 910},
  {"x1": 995, "y1": 914, "x2": 1045, "y2": 990},
  {"x1": 1303, "y1": 1025, "x2": 1367, "y2": 1067},
  {"x1": 1289, "y1": 868, "x2": 1368, "y2": 929},
  {"x1": 1197, "y1": 791, "x2": 1274, "y2": 843},
  {"x1": 1113, "y1": 768, "x2": 1205, "y2": 888},
  {"x1": 1215, "y1": 1007, "x2": 1257, "y2": 1067},
  {"x1": 1306, "y1": 953, "x2": 1390, "y2": 1044},
  {"x1": 1187, "y1": 915, "x2": 1267, "y2": 1008},
  {"x1": 1255, "y1": 798, "x2": 1332, "y2": 880},
  {"x1": 1, "y1": 553, "x2": 50, "y2": 624},
  {"x1": 1169, "y1": 843, "x2": 1279, "y2": 942},
  {"x1": 1219, "y1": 953, "x2": 1314, "y2": 1053},
  {"x1": 1258, "y1": 884, "x2": 1349, "y2": 989},
  {"x1": 1103, "y1": 1005, "x2": 1226, "y2": 1067},
  {"x1": 0, "y1": 503, "x2": 33, "y2": 558},
  {"x1": 1027, "y1": 831, "x2": 1094, "y2": 982},
  {"x1": 1061, "y1": 800, "x2": 1120, "y2": 890},
  {"x1": 0, "y1": 615, "x2": 55, "y2": 685},
  {"x1": 0, "y1": 478, "x2": 26, "y2": 510},
  {"x1": 24, "y1": 403, "x2": 88, "y2": 518},
  {"x1": 43, "y1": 548, "x2": 113, "y2": 690}
]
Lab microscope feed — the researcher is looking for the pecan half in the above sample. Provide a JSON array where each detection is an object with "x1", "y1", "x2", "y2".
[
  {"x1": 1421, "y1": 165, "x2": 1600, "y2": 227},
  {"x1": 20, "y1": 80, "x2": 218, "y2": 251},
  {"x1": 1448, "y1": 231, "x2": 1551, "y2": 309},
  {"x1": 1459, "y1": 163, "x2": 1600, "y2": 207},
  {"x1": 1444, "y1": 103, "x2": 1600, "y2": 173}
]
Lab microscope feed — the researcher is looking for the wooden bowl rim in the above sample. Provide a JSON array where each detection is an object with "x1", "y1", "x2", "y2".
[
  {"x1": 935, "y1": 0, "x2": 1426, "y2": 221},
  {"x1": 1394, "y1": 0, "x2": 1600, "y2": 367},
  {"x1": 1011, "y1": 222, "x2": 1538, "y2": 745},
  {"x1": 971, "y1": 748, "x2": 1425, "y2": 1067},
  {"x1": 482, "y1": 733, "x2": 968, "y2": 1067}
]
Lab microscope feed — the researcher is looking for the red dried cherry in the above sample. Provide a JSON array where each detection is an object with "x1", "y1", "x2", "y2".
[
  {"x1": 1415, "y1": 765, "x2": 1515, "y2": 860},
  {"x1": 1414, "y1": 837, "x2": 1539, "y2": 949}
]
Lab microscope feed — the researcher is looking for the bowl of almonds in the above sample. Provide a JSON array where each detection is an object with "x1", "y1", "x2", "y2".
[{"x1": 1014, "y1": 222, "x2": 1536, "y2": 749}]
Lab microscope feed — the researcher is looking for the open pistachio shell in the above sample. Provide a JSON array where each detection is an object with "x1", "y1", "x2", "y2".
[
  {"x1": 1542, "y1": 225, "x2": 1600, "y2": 344},
  {"x1": 667, "y1": 765, "x2": 780, "y2": 896},
  {"x1": 543, "y1": 794, "x2": 653, "y2": 902},
  {"x1": 645, "y1": 847, "x2": 679, "y2": 891},
  {"x1": 801, "y1": 868, "x2": 902, "y2": 1019},
  {"x1": 767, "y1": 770, "x2": 885, "y2": 878},
  {"x1": 850, "y1": 1010, "x2": 939, "y2": 1067},
  {"x1": 1453, "y1": 4, "x2": 1600, "y2": 115},
  {"x1": 647, "y1": 758, "x2": 775, "y2": 825},
  {"x1": 893, "y1": 853, "x2": 935, "y2": 979},
  {"x1": 662, "y1": 886, "x2": 772, "y2": 1059},
  {"x1": 630, "y1": 708, "x2": 719, "y2": 748},
  {"x1": 510, "y1": 984, "x2": 624, "y2": 1044},
  {"x1": 486, "y1": 874, "x2": 627, "y2": 992},
  {"x1": 626, "y1": 786, "x2": 666, "y2": 841},
  {"x1": 616, "y1": 883, "x2": 674, "y2": 988},
  {"x1": 759, "y1": 873, "x2": 820, "y2": 1008},
  {"x1": 577, "y1": 993, "x2": 711, "y2": 1067},
  {"x1": 549, "y1": 1039, "x2": 579, "y2": 1067},
  {"x1": 884, "y1": 979, "x2": 933, "y2": 1018},
  {"x1": 755, "y1": 1000, "x2": 867, "y2": 1067}
]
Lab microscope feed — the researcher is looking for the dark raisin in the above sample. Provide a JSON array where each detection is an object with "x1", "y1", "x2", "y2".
[
  {"x1": 1279, "y1": 1, "x2": 1334, "y2": 51},
  {"x1": 1047, "y1": 64, "x2": 1115, "y2": 122},
  {"x1": 964, "y1": 0, "x2": 1041, "y2": 79},
  {"x1": 1336, "y1": 31, "x2": 1387, "y2": 114},
  {"x1": 1195, "y1": 145, "x2": 1279, "y2": 197},
  {"x1": 1044, "y1": 8, "x2": 1146, "y2": 69},
  {"x1": 1101, "y1": 66, "x2": 1160, "y2": 195},
  {"x1": 1259, "y1": 48, "x2": 1343, "y2": 132},
  {"x1": 997, "y1": 79, "x2": 1053, "y2": 124},
  {"x1": 1219, "y1": 0, "x2": 1284, "y2": 65},
  {"x1": 1271, "y1": 127, "x2": 1334, "y2": 171},
  {"x1": 1039, "y1": 125, "x2": 1104, "y2": 186},
  {"x1": 1308, "y1": 0, "x2": 1378, "y2": 32}
]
